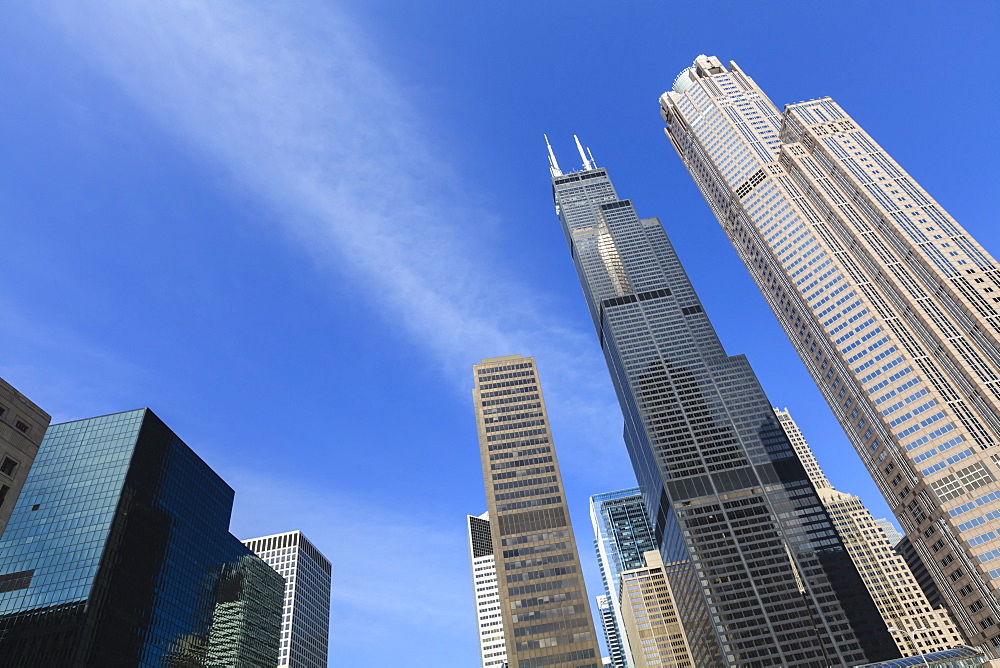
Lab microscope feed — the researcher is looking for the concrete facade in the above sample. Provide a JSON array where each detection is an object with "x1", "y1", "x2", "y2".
[
  {"x1": 776, "y1": 406, "x2": 965, "y2": 656},
  {"x1": 243, "y1": 531, "x2": 331, "y2": 667},
  {"x1": 0, "y1": 377, "x2": 49, "y2": 537}
]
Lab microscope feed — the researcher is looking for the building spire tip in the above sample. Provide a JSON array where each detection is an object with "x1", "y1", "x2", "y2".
[
  {"x1": 545, "y1": 134, "x2": 562, "y2": 177},
  {"x1": 574, "y1": 134, "x2": 596, "y2": 171}
]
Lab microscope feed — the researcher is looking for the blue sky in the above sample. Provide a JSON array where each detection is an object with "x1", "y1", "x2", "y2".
[{"x1": 1, "y1": 2, "x2": 998, "y2": 665}]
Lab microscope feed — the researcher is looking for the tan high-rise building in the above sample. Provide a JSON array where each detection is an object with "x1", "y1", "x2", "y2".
[
  {"x1": 775, "y1": 407, "x2": 965, "y2": 656},
  {"x1": 661, "y1": 55, "x2": 1000, "y2": 655},
  {"x1": 618, "y1": 551, "x2": 693, "y2": 668},
  {"x1": 0, "y1": 377, "x2": 50, "y2": 537},
  {"x1": 774, "y1": 407, "x2": 831, "y2": 490},
  {"x1": 473, "y1": 355, "x2": 600, "y2": 668}
]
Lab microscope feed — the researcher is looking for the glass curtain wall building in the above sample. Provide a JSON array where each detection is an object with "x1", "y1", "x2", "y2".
[
  {"x1": 473, "y1": 354, "x2": 600, "y2": 668},
  {"x1": 244, "y1": 530, "x2": 332, "y2": 667},
  {"x1": 547, "y1": 143, "x2": 895, "y2": 666},
  {"x1": 590, "y1": 488, "x2": 658, "y2": 668},
  {"x1": 0, "y1": 408, "x2": 283, "y2": 666},
  {"x1": 660, "y1": 54, "x2": 1000, "y2": 654}
]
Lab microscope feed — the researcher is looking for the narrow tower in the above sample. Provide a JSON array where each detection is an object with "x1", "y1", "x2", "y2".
[
  {"x1": 660, "y1": 55, "x2": 1000, "y2": 654},
  {"x1": 618, "y1": 551, "x2": 694, "y2": 668},
  {"x1": 467, "y1": 513, "x2": 508, "y2": 668},
  {"x1": 548, "y1": 143, "x2": 896, "y2": 666},
  {"x1": 243, "y1": 530, "x2": 332, "y2": 667},
  {"x1": 473, "y1": 355, "x2": 600, "y2": 668}
]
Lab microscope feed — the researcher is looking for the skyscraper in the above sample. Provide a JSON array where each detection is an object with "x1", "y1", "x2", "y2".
[
  {"x1": 547, "y1": 142, "x2": 895, "y2": 666},
  {"x1": 473, "y1": 354, "x2": 601, "y2": 668},
  {"x1": 0, "y1": 377, "x2": 50, "y2": 537},
  {"x1": 776, "y1": 407, "x2": 965, "y2": 657},
  {"x1": 244, "y1": 530, "x2": 332, "y2": 667},
  {"x1": 595, "y1": 595, "x2": 623, "y2": 668},
  {"x1": 660, "y1": 54, "x2": 1000, "y2": 654},
  {"x1": 590, "y1": 488, "x2": 658, "y2": 668},
  {"x1": 617, "y1": 551, "x2": 693, "y2": 668},
  {"x1": 774, "y1": 408, "x2": 831, "y2": 490},
  {"x1": 875, "y1": 517, "x2": 905, "y2": 547},
  {"x1": 467, "y1": 512, "x2": 508, "y2": 668},
  {"x1": 0, "y1": 408, "x2": 283, "y2": 665}
]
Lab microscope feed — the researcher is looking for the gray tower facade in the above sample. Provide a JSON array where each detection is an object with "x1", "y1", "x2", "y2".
[{"x1": 547, "y1": 145, "x2": 895, "y2": 666}]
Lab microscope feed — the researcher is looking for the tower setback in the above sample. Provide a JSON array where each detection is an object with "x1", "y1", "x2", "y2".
[{"x1": 548, "y1": 144, "x2": 895, "y2": 666}]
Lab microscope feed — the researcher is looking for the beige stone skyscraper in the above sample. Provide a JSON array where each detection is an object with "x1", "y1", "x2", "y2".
[
  {"x1": 661, "y1": 55, "x2": 1000, "y2": 654},
  {"x1": 618, "y1": 551, "x2": 693, "y2": 668},
  {"x1": 774, "y1": 408, "x2": 831, "y2": 490},
  {"x1": 776, "y1": 407, "x2": 965, "y2": 657},
  {"x1": 473, "y1": 355, "x2": 600, "y2": 668},
  {"x1": 0, "y1": 377, "x2": 49, "y2": 537}
]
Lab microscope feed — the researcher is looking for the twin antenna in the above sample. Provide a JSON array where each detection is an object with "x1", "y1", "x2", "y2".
[{"x1": 544, "y1": 134, "x2": 596, "y2": 178}]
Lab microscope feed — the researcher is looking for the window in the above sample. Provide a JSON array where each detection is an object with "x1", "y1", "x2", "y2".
[
  {"x1": 0, "y1": 569, "x2": 33, "y2": 593},
  {"x1": 0, "y1": 485, "x2": 7, "y2": 507},
  {"x1": 14, "y1": 421, "x2": 29, "y2": 434},
  {"x1": 0, "y1": 458, "x2": 15, "y2": 476}
]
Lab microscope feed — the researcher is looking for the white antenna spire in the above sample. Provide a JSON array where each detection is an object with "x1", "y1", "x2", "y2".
[
  {"x1": 544, "y1": 134, "x2": 562, "y2": 177},
  {"x1": 574, "y1": 135, "x2": 596, "y2": 170},
  {"x1": 587, "y1": 146, "x2": 596, "y2": 168}
]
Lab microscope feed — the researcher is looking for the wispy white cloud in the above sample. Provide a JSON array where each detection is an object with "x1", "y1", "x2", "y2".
[
  {"x1": 23, "y1": 3, "x2": 629, "y2": 662},
  {"x1": 35, "y1": 0, "x2": 624, "y2": 451}
]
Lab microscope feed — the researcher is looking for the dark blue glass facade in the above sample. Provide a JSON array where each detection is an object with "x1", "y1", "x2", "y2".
[
  {"x1": 551, "y1": 161, "x2": 896, "y2": 666},
  {"x1": 0, "y1": 408, "x2": 282, "y2": 666}
]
